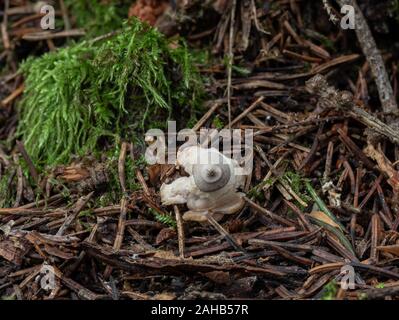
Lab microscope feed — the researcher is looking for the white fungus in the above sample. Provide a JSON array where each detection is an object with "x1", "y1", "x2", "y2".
[{"x1": 160, "y1": 146, "x2": 246, "y2": 222}]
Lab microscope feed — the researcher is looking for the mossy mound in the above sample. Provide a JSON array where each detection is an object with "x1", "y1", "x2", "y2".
[{"x1": 18, "y1": 19, "x2": 203, "y2": 168}]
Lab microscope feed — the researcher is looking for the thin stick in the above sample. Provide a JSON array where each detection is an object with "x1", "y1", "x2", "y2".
[
  {"x1": 13, "y1": 154, "x2": 23, "y2": 208},
  {"x1": 245, "y1": 197, "x2": 296, "y2": 227},
  {"x1": 284, "y1": 200, "x2": 315, "y2": 231},
  {"x1": 129, "y1": 146, "x2": 151, "y2": 197},
  {"x1": 227, "y1": 96, "x2": 264, "y2": 128},
  {"x1": 104, "y1": 143, "x2": 129, "y2": 278},
  {"x1": 306, "y1": 74, "x2": 399, "y2": 145},
  {"x1": 59, "y1": 0, "x2": 71, "y2": 30},
  {"x1": 250, "y1": 0, "x2": 269, "y2": 34},
  {"x1": 358, "y1": 174, "x2": 383, "y2": 209},
  {"x1": 114, "y1": 143, "x2": 129, "y2": 249},
  {"x1": 1, "y1": 0, "x2": 10, "y2": 50},
  {"x1": 22, "y1": 29, "x2": 85, "y2": 41},
  {"x1": 298, "y1": 124, "x2": 324, "y2": 170},
  {"x1": 256, "y1": 145, "x2": 308, "y2": 207},
  {"x1": 118, "y1": 142, "x2": 128, "y2": 194},
  {"x1": 0, "y1": 84, "x2": 24, "y2": 108},
  {"x1": 205, "y1": 212, "x2": 246, "y2": 254},
  {"x1": 56, "y1": 192, "x2": 94, "y2": 236},
  {"x1": 0, "y1": 145, "x2": 10, "y2": 166},
  {"x1": 16, "y1": 140, "x2": 39, "y2": 184},
  {"x1": 323, "y1": 141, "x2": 334, "y2": 184},
  {"x1": 174, "y1": 205, "x2": 185, "y2": 259},
  {"x1": 336, "y1": 0, "x2": 398, "y2": 115},
  {"x1": 103, "y1": 201, "x2": 127, "y2": 278},
  {"x1": 227, "y1": 0, "x2": 237, "y2": 129},
  {"x1": 113, "y1": 197, "x2": 128, "y2": 252},
  {"x1": 192, "y1": 99, "x2": 225, "y2": 131}
]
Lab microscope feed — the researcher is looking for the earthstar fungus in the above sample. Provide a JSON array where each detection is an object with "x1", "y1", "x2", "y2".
[{"x1": 160, "y1": 146, "x2": 246, "y2": 222}]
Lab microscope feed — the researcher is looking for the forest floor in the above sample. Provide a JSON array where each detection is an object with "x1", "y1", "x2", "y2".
[{"x1": 1, "y1": 0, "x2": 399, "y2": 300}]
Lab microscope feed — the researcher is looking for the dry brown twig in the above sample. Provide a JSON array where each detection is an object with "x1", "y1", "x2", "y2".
[
  {"x1": 174, "y1": 205, "x2": 185, "y2": 259},
  {"x1": 104, "y1": 142, "x2": 130, "y2": 278},
  {"x1": 306, "y1": 74, "x2": 399, "y2": 145},
  {"x1": 22, "y1": 29, "x2": 86, "y2": 41},
  {"x1": 227, "y1": 0, "x2": 237, "y2": 129},
  {"x1": 335, "y1": 0, "x2": 398, "y2": 116}
]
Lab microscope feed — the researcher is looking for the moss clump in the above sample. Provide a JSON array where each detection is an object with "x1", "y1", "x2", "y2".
[{"x1": 18, "y1": 19, "x2": 203, "y2": 168}]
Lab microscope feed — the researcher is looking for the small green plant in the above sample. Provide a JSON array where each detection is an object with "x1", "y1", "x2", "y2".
[
  {"x1": 78, "y1": 209, "x2": 95, "y2": 219},
  {"x1": 306, "y1": 181, "x2": 355, "y2": 256},
  {"x1": 375, "y1": 282, "x2": 385, "y2": 289},
  {"x1": 231, "y1": 64, "x2": 251, "y2": 76},
  {"x1": 282, "y1": 171, "x2": 312, "y2": 206},
  {"x1": 212, "y1": 115, "x2": 224, "y2": 130},
  {"x1": 321, "y1": 280, "x2": 338, "y2": 300},
  {"x1": 247, "y1": 178, "x2": 272, "y2": 202},
  {"x1": 150, "y1": 208, "x2": 177, "y2": 228},
  {"x1": 18, "y1": 19, "x2": 203, "y2": 168},
  {"x1": 0, "y1": 170, "x2": 14, "y2": 208}
]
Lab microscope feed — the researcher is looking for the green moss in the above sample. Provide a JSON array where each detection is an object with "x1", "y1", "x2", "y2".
[
  {"x1": 321, "y1": 281, "x2": 338, "y2": 300},
  {"x1": 212, "y1": 115, "x2": 224, "y2": 130},
  {"x1": 150, "y1": 208, "x2": 176, "y2": 229},
  {"x1": 375, "y1": 282, "x2": 385, "y2": 289},
  {"x1": 64, "y1": 0, "x2": 132, "y2": 37},
  {"x1": 0, "y1": 171, "x2": 14, "y2": 208},
  {"x1": 282, "y1": 171, "x2": 312, "y2": 209},
  {"x1": 247, "y1": 180, "x2": 269, "y2": 201},
  {"x1": 18, "y1": 19, "x2": 203, "y2": 168}
]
